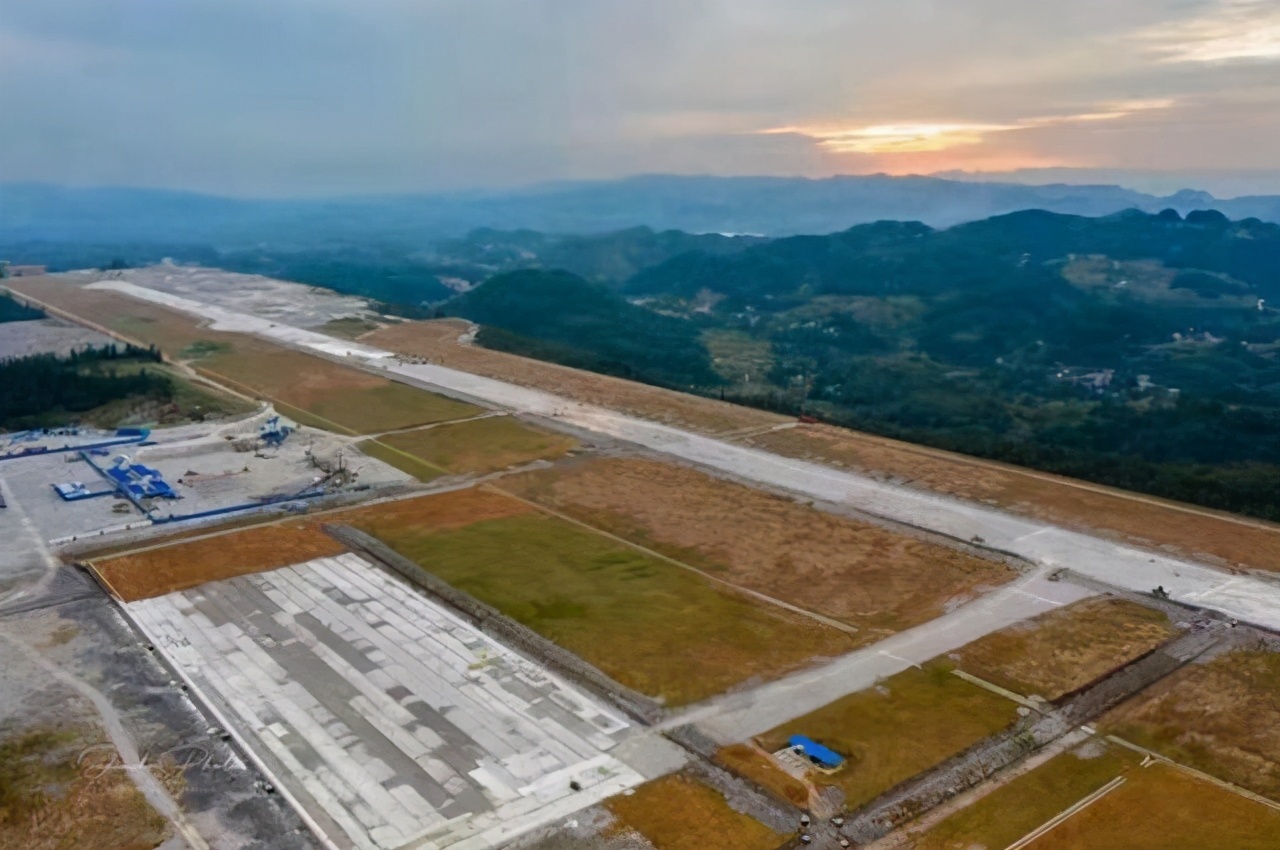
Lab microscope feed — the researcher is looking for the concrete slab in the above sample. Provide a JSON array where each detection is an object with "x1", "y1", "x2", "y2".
[{"x1": 128, "y1": 555, "x2": 644, "y2": 850}]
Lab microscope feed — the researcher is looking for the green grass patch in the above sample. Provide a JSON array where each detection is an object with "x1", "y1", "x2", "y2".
[
  {"x1": 351, "y1": 510, "x2": 856, "y2": 705},
  {"x1": 376, "y1": 416, "x2": 577, "y2": 475},
  {"x1": 178, "y1": 339, "x2": 232, "y2": 360},
  {"x1": 358, "y1": 438, "x2": 446, "y2": 481},
  {"x1": 320, "y1": 317, "x2": 381, "y2": 340},
  {"x1": 914, "y1": 740, "x2": 1141, "y2": 849},
  {"x1": 300, "y1": 382, "x2": 480, "y2": 435},
  {"x1": 758, "y1": 660, "x2": 1022, "y2": 809}
]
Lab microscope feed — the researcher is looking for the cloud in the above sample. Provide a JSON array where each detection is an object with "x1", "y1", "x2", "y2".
[
  {"x1": 762, "y1": 100, "x2": 1176, "y2": 155},
  {"x1": 0, "y1": 0, "x2": 1275, "y2": 194},
  {"x1": 1138, "y1": 0, "x2": 1280, "y2": 63}
]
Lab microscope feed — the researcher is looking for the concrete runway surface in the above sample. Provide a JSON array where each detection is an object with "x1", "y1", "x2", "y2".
[
  {"x1": 129, "y1": 554, "x2": 644, "y2": 850},
  {"x1": 96, "y1": 279, "x2": 1280, "y2": 633},
  {"x1": 668, "y1": 569, "x2": 1093, "y2": 743}
]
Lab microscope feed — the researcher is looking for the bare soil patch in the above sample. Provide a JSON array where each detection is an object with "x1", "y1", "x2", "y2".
[
  {"x1": 501, "y1": 457, "x2": 1015, "y2": 636},
  {"x1": 95, "y1": 521, "x2": 347, "y2": 601},
  {"x1": 715, "y1": 743, "x2": 811, "y2": 807},
  {"x1": 951, "y1": 597, "x2": 1177, "y2": 701},
  {"x1": 0, "y1": 724, "x2": 170, "y2": 850},
  {"x1": 364, "y1": 319, "x2": 788, "y2": 434},
  {"x1": 605, "y1": 772, "x2": 782, "y2": 850},
  {"x1": 336, "y1": 486, "x2": 536, "y2": 534},
  {"x1": 747, "y1": 424, "x2": 1280, "y2": 573},
  {"x1": 1100, "y1": 648, "x2": 1280, "y2": 800}
]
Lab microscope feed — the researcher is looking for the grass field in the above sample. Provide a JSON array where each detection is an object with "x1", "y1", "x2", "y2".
[
  {"x1": 6, "y1": 277, "x2": 481, "y2": 434},
  {"x1": 197, "y1": 345, "x2": 481, "y2": 434},
  {"x1": 502, "y1": 457, "x2": 1014, "y2": 636},
  {"x1": 78, "y1": 362, "x2": 257, "y2": 429},
  {"x1": 94, "y1": 521, "x2": 347, "y2": 601},
  {"x1": 364, "y1": 319, "x2": 789, "y2": 434},
  {"x1": 912, "y1": 740, "x2": 1142, "y2": 849},
  {"x1": 342, "y1": 487, "x2": 857, "y2": 705},
  {"x1": 951, "y1": 598, "x2": 1176, "y2": 701},
  {"x1": 703, "y1": 329, "x2": 774, "y2": 386},
  {"x1": 357, "y1": 439, "x2": 447, "y2": 481},
  {"x1": 715, "y1": 743, "x2": 811, "y2": 807},
  {"x1": 605, "y1": 773, "x2": 782, "y2": 850},
  {"x1": 746, "y1": 424, "x2": 1280, "y2": 574},
  {"x1": 757, "y1": 660, "x2": 1022, "y2": 809},
  {"x1": 1027, "y1": 762, "x2": 1280, "y2": 850},
  {"x1": 0, "y1": 724, "x2": 170, "y2": 850},
  {"x1": 369, "y1": 415, "x2": 577, "y2": 478},
  {"x1": 1100, "y1": 648, "x2": 1280, "y2": 800}
]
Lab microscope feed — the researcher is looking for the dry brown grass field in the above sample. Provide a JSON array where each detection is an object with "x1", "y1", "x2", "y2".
[
  {"x1": 7, "y1": 276, "x2": 481, "y2": 433},
  {"x1": 1101, "y1": 648, "x2": 1280, "y2": 800},
  {"x1": 501, "y1": 457, "x2": 1015, "y2": 637},
  {"x1": 361, "y1": 317, "x2": 1280, "y2": 573},
  {"x1": 1027, "y1": 762, "x2": 1280, "y2": 850},
  {"x1": 0, "y1": 724, "x2": 170, "y2": 850},
  {"x1": 605, "y1": 773, "x2": 782, "y2": 850},
  {"x1": 339, "y1": 486, "x2": 857, "y2": 705},
  {"x1": 714, "y1": 743, "x2": 811, "y2": 807},
  {"x1": 757, "y1": 660, "x2": 1021, "y2": 809},
  {"x1": 364, "y1": 319, "x2": 788, "y2": 433},
  {"x1": 951, "y1": 597, "x2": 1177, "y2": 701},
  {"x1": 745, "y1": 424, "x2": 1280, "y2": 573},
  {"x1": 94, "y1": 521, "x2": 347, "y2": 601}
]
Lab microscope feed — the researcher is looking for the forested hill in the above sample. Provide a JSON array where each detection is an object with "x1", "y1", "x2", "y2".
[
  {"x1": 449, "y1": 269, "x2": 720, "y2": 389},
  {"x1": 450, "y1": 209, "x2": 1280, "y2": 520}
]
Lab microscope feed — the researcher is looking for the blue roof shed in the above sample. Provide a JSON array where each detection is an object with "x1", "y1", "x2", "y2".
[{"x1": 789, "y1": 735, "x2": 845, "y2": 768}]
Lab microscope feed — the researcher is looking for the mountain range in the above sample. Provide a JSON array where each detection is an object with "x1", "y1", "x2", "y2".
[{"x1": 4, "y1": 175, "x2": 1280, "y2": 249}]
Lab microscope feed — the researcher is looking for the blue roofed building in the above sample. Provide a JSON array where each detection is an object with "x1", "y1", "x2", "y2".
[{"x1": 789, "y1": 735, "x2": 845, "y2": 769}]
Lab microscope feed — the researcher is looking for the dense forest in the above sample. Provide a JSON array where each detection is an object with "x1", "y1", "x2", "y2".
[
  {"x1": 450, "y1": 269, "x2": 721, "y2": 388},
  {"x1": 447, "y1": 210, "x2": 1280, "y2": 520},
  {"x1": 0, "y1": 344, "x2": 171, "y2": 430},
  {"x1": 0, "y1": 291, "x2": 44, "y2": 323}
]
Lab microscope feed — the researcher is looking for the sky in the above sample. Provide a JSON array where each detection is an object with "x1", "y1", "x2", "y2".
[{"x1": 2, "y1": 0, "x2": 1279, "y2": 197}]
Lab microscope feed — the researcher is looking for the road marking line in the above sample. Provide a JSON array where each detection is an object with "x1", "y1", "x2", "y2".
[{"x1": 1003, "y1": 775, "x2": 1127, "y2": 850}]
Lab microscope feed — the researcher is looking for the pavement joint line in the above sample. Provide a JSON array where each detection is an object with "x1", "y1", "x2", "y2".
[
  {"x1": 112, "y1": 588, "x2": 347, "y2": 850},
  {"x1": 1002, "y1": 775, "x2": 1127, "y2": 850}
]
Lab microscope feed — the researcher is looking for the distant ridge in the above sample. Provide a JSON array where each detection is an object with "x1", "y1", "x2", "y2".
[{"x1": 3, "y1": 175, "x2": 1279, "y2": 248}]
